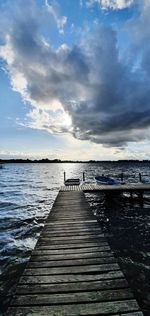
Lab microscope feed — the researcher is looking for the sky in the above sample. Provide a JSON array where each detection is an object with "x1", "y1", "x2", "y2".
[{"x1": 0, "y1": 0, "x2": 150, "y2": 160}]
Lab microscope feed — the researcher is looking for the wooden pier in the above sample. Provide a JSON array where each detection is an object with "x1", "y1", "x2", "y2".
[
  {"x1": 7, "y1": 191, "x2": 143, "y2": 315},
  {"x1": 60, "y1": 182, "x2": 150, "y2": 193}
]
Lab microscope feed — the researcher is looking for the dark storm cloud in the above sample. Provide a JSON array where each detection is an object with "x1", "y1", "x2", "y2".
[{"x1": 0, "y1": 0, "x2": 150, "y2": 147}]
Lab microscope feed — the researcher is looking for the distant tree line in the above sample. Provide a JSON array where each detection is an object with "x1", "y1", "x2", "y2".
[{"x1": 0, "y1": 159, "x2": 149, "y2": 163}]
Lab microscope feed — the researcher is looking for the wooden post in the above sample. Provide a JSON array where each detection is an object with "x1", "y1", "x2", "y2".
[
  {"x1": 64, "y1": 172, "x2": 66, "y2": 183},
  {"x1": 121, "y1": 172, "x2": 123, "y2": 182},
  {"x1": 83, "y1": 172, "x2": 85, "y2": 182},
  {"x1": 139, "y1": 191, "x2": 143, "y2": 207},
  {"x1": 139, "y1": 173, "x2": 142, "y2": 182},
  {"x1": 130, "y1": 191, "x2": 133, "y2": 203}
]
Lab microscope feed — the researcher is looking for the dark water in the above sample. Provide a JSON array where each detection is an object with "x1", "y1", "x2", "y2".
[{"x1": 0, "y1": 162, "x2": 150, "y2": 315}]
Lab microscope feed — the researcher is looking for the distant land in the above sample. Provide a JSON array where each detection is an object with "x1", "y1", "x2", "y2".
[{"x1": 0, "y1": 159, "x2": 150, "y2": 163}]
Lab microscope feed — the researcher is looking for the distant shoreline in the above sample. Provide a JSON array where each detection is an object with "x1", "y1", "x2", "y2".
[{"x1": 0, "y1": 159, "x2": 150, "y2": 163}]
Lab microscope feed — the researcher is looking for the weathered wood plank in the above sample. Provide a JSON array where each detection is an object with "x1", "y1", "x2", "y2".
[
  {"x1": 35, "y1": 243, "x2": 109, "y2": 251},
  {"x1": 44, "y1": 227, "x2": 102, "y2": 234},
  {"x1": 27, "y1": 256, "x2": 116, "y2": 268},
  {"x1": 51, "y1": 205, "x2": 90, "y2": 209},
  {"x1": 45, "y1": 219, "x2": 97, "y2": 225},
  {"x1": 11, "y1": 288, "x2": 133, "y2": 306},
  {"x1": 51, "y1": 211, "x2": 92, "y2": 216},
  {"x1": 40, "y1": 233, "x2": 104, "y2": 240},
  {"x1": 49, "y1": 217, "x2": 95, "y2": 221},
  {"x1": 45, "y1": 220, "x2": 98, "y2": 226},
  {"x1": 38, "y1": 232, "x2": 104, "y2": 238},
  {"x1": 44, "y1": 224, "x2": 100, "y2": 230},
  {"x1": 31, "y1": 249, "x2": 112, "y2": 259},
  {"x1": 16, "y1": 278, "x2": 128, "y2": 294},
  {"x1": 7, "y1": 300, "x2": 140, "y2": 316},
  {"x1": 23, "y1": 263, "x2": 120, "y2": 276},
  {"x1": 39, "y1": 237, "x2": 106, "y2": 245},
  {"x1": 49, "y1": 217, "x2": 95, "y2": 222},
  {"x1": 42, "y1": 231, "x2": 103, "y2": 236},
  {"x1": 51, "y1": 207, "x2": 90, "y2": 211},
  {"x1": 45, "y1": 224, "x2": 101, "y2": 229},
  {"x1": 50, "y1": 212, "x2": 93, "y2": 216},
  {"x1": 19, "y1": 271, "x2": 125, "y2": 284}
]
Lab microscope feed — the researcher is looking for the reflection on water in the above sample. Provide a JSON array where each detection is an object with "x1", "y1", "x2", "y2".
[{"x1": 0, "y1": 162, "x2": 150, "y2": 314}]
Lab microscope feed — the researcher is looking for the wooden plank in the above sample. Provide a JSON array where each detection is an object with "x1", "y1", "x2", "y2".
[
  {"x1": 49, "y1": 218, "x2": 97, "y2": 222},
  {"x1": 45, "y1": 219, "x2": 97, "y2": 225},
  {"x1": 39, "y1": 235, "x2": 105, "y2": 241},
  {"x1": 54, "y1": 200, "x2": 89, "y2": 204},
  {"x1": 7, "y1": 300, "x2": 140, "y2": 316},
  {"x1": 42, "y1": 231, "x2": 102, "y2": 237},
  {"x1": 44, "y1": 227, "x2": 102, "y2": 233},
  {"x1": 51, "y1": 199, "x2": 88, "y2": 203},
  {"x1": 40, "y1": 233, "x2": 104, "y2": 240},
  {"x1": 45, "y1": 221, "x2": 99, "y2": 226},
  {"x1": 45, "y1": 220, "x2": 98, "y2": 224},
  {"x1": 52, "y1": 205, "x2": 89, "y2": 208},
  {"x1": 50, "y1": 213, "x2": 92, "y2": 217},
  {"x1": 35, "y1": 244, "x2": 110, "y2": 251},
  {"x1": 11, "y1": 288, "x2": 133, "y2": 306},
  {"x1": 51, "y1": 203, "x2": 89, "y2": 206},
  {"x1": 35, "y1": 242, "x2": 110, "y2": 252},
  {"x1": 49, "y1": 217, "x2": 95, "y2": 222},
  {"x1": 32, "y1": 249, "x2": 111, "y2": 256},
  {"x1": 45, "y1": 224, "x2": 100, "y2": 230},
  {"x1": 19, "y1": 271, "x2": 125, "y2": 284},
  {"x1": 27, "y1": 256, "x2": 116, "y2": 268},
  {"x1": 50, "y1": 214, "x2": 93, "y2": 218},
  {"x1": 23, "y1": 263, "x2": 120, "y2": 276},
  {"x1": 16, "y1": 278, "x2": 129, "y2": 294},
  {"x1": 41, "y1": 232, "x2": 103, "y2": 238},
  {"x1": 38, "y1": 237, "x2": 106, "y2": 245},
  {"x1": 31, "y1": 249, "x2": 112, "y2": 259},
  {"x1": 50, "y1": 213, "x2": 93, "y2": 216},
  {"x1": 50, "y1": 210, "x2": 92, "y2": 214}
]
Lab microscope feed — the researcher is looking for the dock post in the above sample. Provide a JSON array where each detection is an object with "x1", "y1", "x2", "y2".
[
  {"x1": 130, "y1": 191, "x2": 133, "y2": 203},
  {"x1": 121, "y1": 172, "x2": 124, "y2": 182},
  {"x1": 139, "y1": 191, "x2": 143, "y2": 207},
  {"x1": 83, "y1": 172, "x2": 85, "y2": 182},
  {"x1": 64, "y1": 171, "x2": 66, "y2": 183},
  {"x1": 139, "y1": 173, "x2": 142, "y2": 182}
]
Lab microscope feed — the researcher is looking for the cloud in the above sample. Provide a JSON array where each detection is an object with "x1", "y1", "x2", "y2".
[
  {"x1": 0, "y1": 0, "x2": 150, "y2": 149},
  {"x1": 85, "y1": 0, "x2": 134, "y2": 10},
  {"x1": 45, "y1": 0, "x2": 67, "y2": 34}
]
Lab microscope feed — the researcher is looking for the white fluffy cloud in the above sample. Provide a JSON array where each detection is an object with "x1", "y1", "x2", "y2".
[{"x1": 86, "y1": 0, "x2": 134, "y2": 10}]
